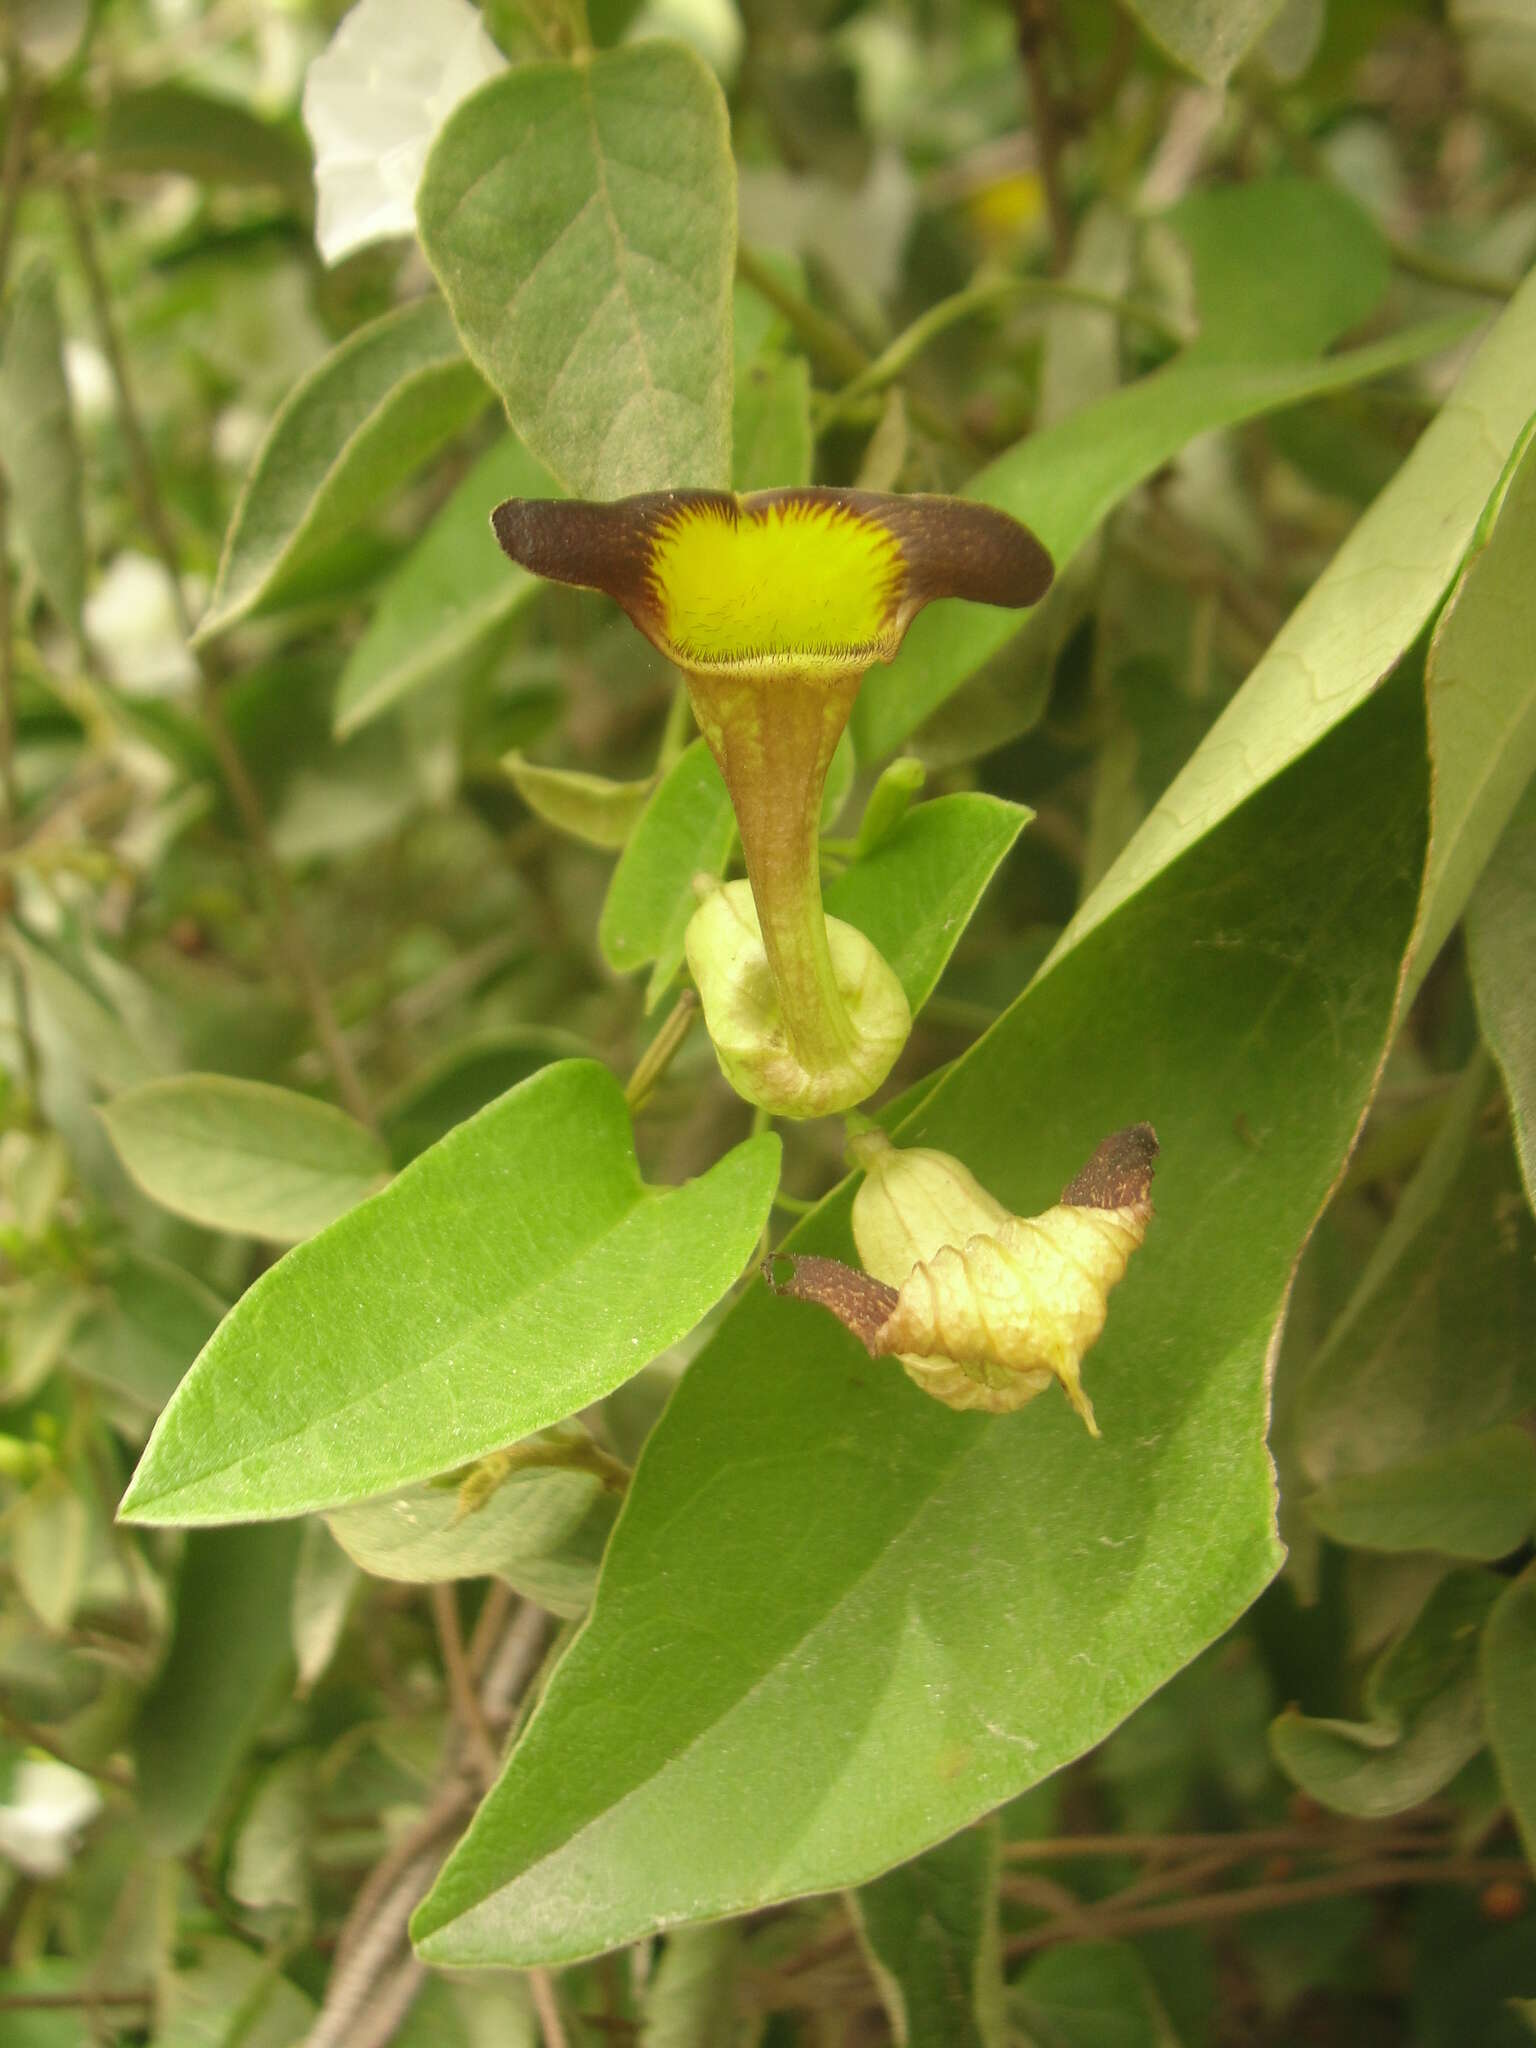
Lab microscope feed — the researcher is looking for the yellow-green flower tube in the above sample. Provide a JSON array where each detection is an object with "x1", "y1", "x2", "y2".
[{"x1": 492, "y1": 487, "x2": 1053, "y2": 1116}]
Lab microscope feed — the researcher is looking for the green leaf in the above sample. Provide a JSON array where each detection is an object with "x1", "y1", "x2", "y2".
[
  {"x1": 1408, "y1": 415, "x2": 1536, "y2": 995},
  {"x1": 198, "y1": 298, "x2": 488, "y2": 642},
  {"x1": 1121, "y1": 0, "x2": 1289, "y2": 84},
  {"x1": 1306, "y1": 1426, "x2": 1536, "y2": 1561},
  {"x1": 637, "y1": 1925, "x2": 741, "y2": 2047},
  {"x1": 12, "y1": 1476, "x2": 89, "y2": 1633},
  {"x1": 1483, "y1": 1572, "x2": 1536, "y2": 1867},
  {"x1": 7, "y1": 926, "x2": 173, "y2": 1093},
  {"x1": 98, "y1": 83, "x2": 311, "y2": 193},
  {"x1": 100, "y1": 1076, "x2": 389, "y2": 1244},
  {"x1": 598, "y1": 738, "x2": 736, "y2": 1006},
  {"x1": 1037, "y1": 272, "x2": 1536, "y2": 958},
  {"x1": 1010, "y1": 1940, "x2": 1185, "y2": 2048},
  {"x1": 412, "y1": 653, "x2": 1426, "y2": 1966},
  {"x1": 418, "y1": 44, "x2": 735, "y2": 497},
  {"x1": 119, "y1": 1062, "x2": 779, "y2": 1524},
  {"x1": 732, "y1": 352, "x2": 812, "y2": 492},
  {"x1": 502, "y1": 752, "x2": 656, "y2": 849},
  {"x1": 1299, "y1": 1058, "x2": 1536, "y2": 1487},
  {"x1": 1468, "y1": 779, "x2": 1536, "y2": 1215},
  {"x1": 852, "y1": 1821, "x2": 1004, "y2": 2048},
  {"x1": 823, "y1": 794, "x2": 1031, "y2": 1016},
  {"x1": 856, "y1": 198, "x2": 1512, "y2": 766},
  {"x1": 290, "y1": 1519, "x2": 357, "y2": 1690},
  {"x1": 133, "y1": 1524, "x2": 303, "y2": 1852},
  {"x1": 327, "y1": 1462, "x2": 615, "y2": 1618},
  {"x1": 852, "y1": 757, "x2": 926, "y2": 859},
  {"x1": 333, "y1": 435, "x2": 558, "y2": 738},
  {"x1": 1271, "y1": 1568, "x2": 1501, "y2": 1818},
  {"x1": 0, "y1": 259, "x2": 87, "y2": 633},
  {"x1": 69, "y1": 1250, "x2": 224, "y2": 1415},
  {"x1": 380, "y1": 1030, "x2": 582, "y2": 1170}
]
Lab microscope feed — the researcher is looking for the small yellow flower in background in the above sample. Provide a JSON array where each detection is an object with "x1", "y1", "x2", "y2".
[
  {"x1": 492, "y1": 487, "x2": 1052, "y2": 1116},
  {"x1": 767, "y1": 1124, "x2": 1158, "y2": 1424},
  {"x1": 302, "y1": 0, "x2": 507, "y2": 266}
]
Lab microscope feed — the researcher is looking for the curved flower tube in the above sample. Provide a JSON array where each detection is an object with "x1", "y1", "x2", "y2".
[
  {"x1": 493, "y1": 487, "x2": 1053, "y2": 1114},
  {"x1": 767, "y1": 1124, "x2": 1158, "y2": 1423}
]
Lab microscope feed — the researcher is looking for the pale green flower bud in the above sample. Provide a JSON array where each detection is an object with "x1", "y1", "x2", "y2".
[{"x1": 685, "y1": 882, "x2": 910, "y2": 1118}]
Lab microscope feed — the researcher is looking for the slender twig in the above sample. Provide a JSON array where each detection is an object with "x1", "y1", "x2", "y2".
[
  {"x1": 466, "y1": 1579, "x2": 516, "y2": 1682},
  {"x1": 1388, "y1": 238, "x2": 1517, "y2": 301},
  {"x1": 0, "y1": 1989, "x2": 153, "y2": 2012},
  {"x1": 303, "y1": 1845, "x2": 443, "y2": 2048},
  {"x1": 1, "y1": 1705, "x2": 133, "y2": 1790},
  {"x1": 821, "y1": 271, "x2": 1187, "y2": 425},
  {"x1": 350, "y1": 1954, "x2": 427, "y2": 2048},
  {"x1": 529, "y1": 1966, "x2": 571, "y2": 2048},
  {"x1": 59, "y1": 179, "x2": 375, "y2": 1130},
  {"x1": 625, "y1": 989, "x2": 699, "y2": 1113},
  {"x1": 735, "y1": 245, "x2": 973, "y2": 450},
  {"x1": 431, "y1": 1582, "x2": 502, "y2": 1791},
  {"x1": 1002, "y1": 1819, "x2": 1446, "y2": 1861},
  {"x1": 329, "y1": 1777, "x2": 473, "y2": 1980},
  {"x1": 1014, "y1": 0, "x2": 1072, "y2": 270},
  {"x1": 1004, "y1": 1856, "x2": 1530, "y2": 1959}
]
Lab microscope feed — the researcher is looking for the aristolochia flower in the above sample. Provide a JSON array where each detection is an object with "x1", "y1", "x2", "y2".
[
  {"x1": 302, "y1": 0, "x2": 507, "y2": 266},
  {"x1": 493, "y1": 488, "x2": 1053, "y2": 1115},
  {"x1": 767, "y1": 1125, "x2": 1158, "y2": 1421}
]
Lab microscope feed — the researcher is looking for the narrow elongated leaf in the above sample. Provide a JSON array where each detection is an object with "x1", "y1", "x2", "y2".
[
  {"x1": 1122, "y1": 0, "x2": 1287, "y2": 85},
  {"x1": 823, "y1": 794, "x2": 1030, "y2": 1016},
  {"x1": 732, "y1": 352, "x2": 812, "y2": 492},
  {"x1": 503, "y1": 753, "x2": 656, "y2": 849},
  {"x1": 1408, "y1": 415, "x2": 1536, "y2": 993},
  {"x1": 198, "y1": 298, "x2": 488, "y2": 641},
  {"x1": 334, "y1": 435, "x2": 558, "y2": 737},
  {"x1": 119, "y1": 1062, "x2": 779, "y2": 1524},
  {"x1": 0, "y1": 259, "x2": 86, "y2": 631},
  {"x1": 418, "y1": 44, "x2": 735, "y2": 497},
  {"x1": 1468, "y1": 780, "x2": 1536, "y2": 1213},
  {"x1": 1045, "y1": 272, "x2": 1536, "y2": 957},
  {"x1": 1483, "y1": 1572, "x2": 1536, "y2": 1866},
  {"x1": 598, "y1": 738, "x2": 736, "y2": 1004},
  {"x1": 99, "y1": 83, "x2": 311, "y2": 193},
  {"x1": 413, "y1": 659, "x2": 1426, "y2": 1966},
  {"x1": 133, "y1": 1524, "x2": 303, "y2": 1852},
  {"x1": 101, "y1": 1076, "x2": 389, "y2": 1243},
  {"x1": 1271, "y1": 1569, "x2": 1501, "y2": 1818},
  {"x1": 1306, "y1": 1427, "x2": 1536, "y2": 1561},
  {"x1": 856, "y1": 184, "x2": 1492, "y2": 766},
  {"x1": 852, "y1": 1821, "x2": 1004, "y2": 2048}
]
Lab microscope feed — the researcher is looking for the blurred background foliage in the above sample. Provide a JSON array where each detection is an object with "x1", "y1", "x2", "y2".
[{"x1": 0, "y1": 0, "x2": 1534, "y2": 2041}]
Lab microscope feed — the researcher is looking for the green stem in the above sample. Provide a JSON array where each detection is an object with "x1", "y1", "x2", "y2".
[{"x1": 820, "y1": 272, "x2": 1187, "y2": 425}]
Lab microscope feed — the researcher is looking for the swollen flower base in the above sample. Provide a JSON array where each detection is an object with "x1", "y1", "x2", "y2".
[
  {"x1": 492, "y1": 487, "x2": 1053, "y2": 1116},
  {"x1": 767, "y1": 1125, "x2": 1159, "y2": 1420}
]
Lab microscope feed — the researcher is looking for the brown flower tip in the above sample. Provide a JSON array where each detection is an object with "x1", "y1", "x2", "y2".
[
  {"x1": 762, "y1": 1253, "x2": 899, "y2": 1355},
  {"x1": 1060, "y1": 1123, "x2": 1159, "y2": 1212},
  {"x1": 491, "y1": 487, "x2": 1053, "y2": 679}
]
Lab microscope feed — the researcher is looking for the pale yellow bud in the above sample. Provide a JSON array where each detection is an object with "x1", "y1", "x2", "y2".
[
  {"x1": 685, "y1": 881, "x2": 911, "y2": 1118},
  {"x1": 849, "y1": 1128, "x2": 1009, "y2": 1284},
  {"x1": 766, "y1": 1125, "x2": 1158, "y2": 1428}
]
